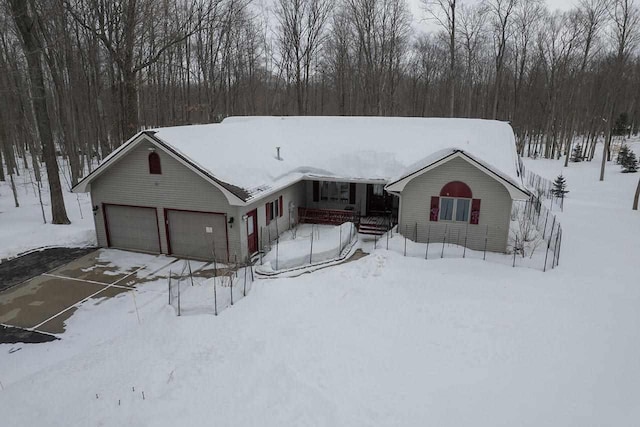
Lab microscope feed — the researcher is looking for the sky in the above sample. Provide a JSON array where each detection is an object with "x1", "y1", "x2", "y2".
[{"x1": 408, "y1": 0, "x2": 578, "y2": 34}]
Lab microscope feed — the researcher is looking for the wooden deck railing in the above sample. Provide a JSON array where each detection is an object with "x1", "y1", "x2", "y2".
[{"x1": 298, "y1": 207, "x2": 359, "y2": 225}]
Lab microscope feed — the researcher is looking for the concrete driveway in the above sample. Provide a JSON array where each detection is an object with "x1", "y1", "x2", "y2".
[{"x1": 0, "y1": 249, "x2": 221, "y2": 336}]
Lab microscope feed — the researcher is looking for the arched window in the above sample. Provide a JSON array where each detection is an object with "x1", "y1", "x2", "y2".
[
  {"x1": 148, "y1": 152, "x2": 162, "y2": 174},
  {"x1": 430, "y1": 181, "x2": 480, "y2": 223}
]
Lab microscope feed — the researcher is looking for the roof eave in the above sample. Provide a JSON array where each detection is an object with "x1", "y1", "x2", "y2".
[{"x1": 385, "y1": 150, "x2": 531, "y2": 200}]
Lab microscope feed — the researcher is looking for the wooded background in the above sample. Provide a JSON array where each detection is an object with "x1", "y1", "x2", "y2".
[{"x1": 1, "y1": 0, "x2": 640, "y2": 223}]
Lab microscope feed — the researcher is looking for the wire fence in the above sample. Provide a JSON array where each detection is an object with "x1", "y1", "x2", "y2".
[
  {"x1": 168, "y1": 257, "x2": 254, "y2": 316},
  {"x1": 391, "y1": 198, "x2": 562, "y2": 272},
  {"x1": 256, "y1": 222, "x2": 358, "y2": 274},
  {"x1": 521, "y1": 163, "x2": 567, "y2": 211}
]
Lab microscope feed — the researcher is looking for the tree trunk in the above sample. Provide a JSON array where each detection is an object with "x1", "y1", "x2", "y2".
[
  {"x1": 0, "y1": 144, "x2": 5, "y2": 181},
  {"x1": 633, "y1": 177, "x2": 640, "y2": 210},
  {"x1": 9, "y1": 0, "x2": 70, "y2": 224}
]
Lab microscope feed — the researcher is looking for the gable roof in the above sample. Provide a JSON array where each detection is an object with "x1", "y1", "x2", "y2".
[
  {"x1": 73, "y1": 116, "x2": 528, "y2": 204},
  {"x1": 385, "y1": 149, "x2": 531, "y2": 199}
]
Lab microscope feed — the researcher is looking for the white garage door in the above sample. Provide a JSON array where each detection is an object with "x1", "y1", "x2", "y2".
[
  {"x1": 166, "y1": 209, "x2": 228, "y2": 261},
  {"x1": 104, "y1": 204, "x2": 160, "y2": 253}
]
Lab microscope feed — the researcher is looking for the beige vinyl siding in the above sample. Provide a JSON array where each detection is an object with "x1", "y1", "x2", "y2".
[
  {"x1": 90, "y1": 138, "x2": 240, "y2": 260},
  {"x1": 237, "y1": 180, "x2": 307, "y2": 261},
  {"x1": 398, "y1": 156, "x2": 512, "y2": 253}
]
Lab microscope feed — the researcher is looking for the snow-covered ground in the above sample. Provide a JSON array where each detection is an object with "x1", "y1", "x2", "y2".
[
  {"x1": 1, "y1": 141, "x2": 640, "y2": 426},
  {"x1": 258, "y1": 223, "x2": 356, "y2": 273},
  {"x1": 0, "y1": 161, "x2": 95, "y2": 260}
]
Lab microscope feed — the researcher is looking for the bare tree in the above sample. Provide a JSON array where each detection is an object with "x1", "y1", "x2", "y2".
[
  {"x1": 275, "y1": 0, "x2": 333, "y2": 115},
  {"x1": 66, "y1": 0, "x2": 209, "y2": 139},
  {"x1": 8, "y1": 0, "x2": 71, "y2": 224},
  {"x1": 458, "y1": 2, "x2": 487, "y2": 117},
  {"x1": 600, "y1": 0, "x2": 640, "y2": 181},
  {"x1": 423, "y1": 0, "x2": 458, "y2": 117},
  {"x1": 485, "y1": 0, "x2": 517, "y2": 119}
]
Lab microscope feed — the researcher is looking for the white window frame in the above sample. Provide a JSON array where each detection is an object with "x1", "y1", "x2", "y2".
[{"x1": 439, "y1": 197, "x2": 471, "y2": 223}]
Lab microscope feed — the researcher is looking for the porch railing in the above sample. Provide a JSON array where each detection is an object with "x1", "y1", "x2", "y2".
[{"x1": 298, "y1": 207, "x2": 359, "y2": 226}]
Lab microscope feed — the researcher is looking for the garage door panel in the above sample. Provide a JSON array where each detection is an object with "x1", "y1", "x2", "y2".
[
  {"x1": 104, "y1": 205, "x2": 160, "y2": 253},
  {"x1": 166, "y1": 210, "x2": 227, "y2": 261}
]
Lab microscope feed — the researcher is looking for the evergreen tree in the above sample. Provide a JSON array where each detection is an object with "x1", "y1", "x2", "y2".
[
  {"x1": 571, "y1": 144, "x2": 583, "y2": 162},
  {"x1": 622, "y1": 150, "x2": 639, "y2": 173},
  {"x1": 613, "y1": 112, "x2": 631, "y2": 136},
  {"x1": 617, "y1": 144, "x2": 630, "y2": 165},
  {"x1": 551, "y1": 174, "x2": 569, "y2": 198}
]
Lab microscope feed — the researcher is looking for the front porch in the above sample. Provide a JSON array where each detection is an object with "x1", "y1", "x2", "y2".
[{"x1": 298, "y1": 207, "x2": 395, "y2": 236}]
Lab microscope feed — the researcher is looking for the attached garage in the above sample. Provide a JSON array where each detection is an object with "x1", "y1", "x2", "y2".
[
  {"x1": 103, "y1": 204, "x2": 161, "y2": 253},
  {"x1": 165, "y1": 209, "x2": 228, "y2": 262}
]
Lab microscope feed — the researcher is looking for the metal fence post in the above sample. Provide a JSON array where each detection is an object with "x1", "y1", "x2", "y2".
[
  {"x1": 260, "y1": 227, "x2": 264, "y2": 265},
  {"x1": 483, "y1": 225, "x2": 488, "y2": 260},
  {"x1": 425, "y1": 225, "x2": 431, "y2": 259},
  {"x1": 404, "y1": 225, "x2": 407, "y2": 256},
  {"x1": 309, "y1": 224, "x2": 314, "y2": 264},
  {"x1": 463, "y1": 223, "x2": 468, "y2": 258},
  {"x1": 243, "y1": 258, "x2": 248, "y2": 297},
  {"x1": 542, "y1": 211, "x2": 550, "y2": 239},
  {"x1": 543, "y1": 223, "x2": 554, "y2": 272},
  {"x1": 441, "y1": 225, "x2": 448, "y2": 258},
  {"x1": 552, "y1": 227, "x2": 561, "y2": 268},
  {"x1": 177, "y1": 280, "x2": 181, "y2": 316},
  {"x1": 213, "y1": 277, "x2": 218, "y2": 316},
  {"x1": 386, "y1": 226, "x2": 389, "y2": 250},
  {"x1": 168, "y1": 270, "x2": 172, "y2": 305}
]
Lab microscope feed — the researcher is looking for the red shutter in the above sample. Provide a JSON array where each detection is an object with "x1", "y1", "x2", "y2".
[
  {"x1": 265, "y1": 203, "x2": 271, "y2": 225},
  {"x1": 430, "y1": 196, "x2": 439, "y2": 221},
  {"x1": 470, "y1": 199, "x2": 481, "y2": 224},
  {"x1": 279, "y1": 196, "x2": 284, "y2": 217},
  {"x1": 312, "y1": 181, "x2": 319, "y2": 202},
  {"x1": 349, "y1": 183, "x2": 356, "y2": 204}
]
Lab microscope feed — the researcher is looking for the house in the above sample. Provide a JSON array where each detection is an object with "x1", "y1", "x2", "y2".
[{"x1": 72, "y1": 116, "x2": 531, "y2": 262}]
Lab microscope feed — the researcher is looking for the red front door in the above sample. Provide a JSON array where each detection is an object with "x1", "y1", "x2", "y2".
[{"x1": 246, "y1": 209, "x2": 258, "y2": 255}]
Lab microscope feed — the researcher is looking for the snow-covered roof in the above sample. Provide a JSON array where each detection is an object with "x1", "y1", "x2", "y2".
[
  {"x1": 74, "y1": 116, "x2": 527, "y2": 204},
  {"x1": 149, "y1": 116, "x2": 524, "y2": 202}
]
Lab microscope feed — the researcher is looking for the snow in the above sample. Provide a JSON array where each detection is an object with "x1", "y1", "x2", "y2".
[
  {"x1": 1, "y1": 139, "x2": 640, "y2": 426},
  {"x1": 0, "y1": 161, "x2": 96, "y2": 260},
  {"x1": 257, "y1": 223, "x2": 357, "y2": 273},
  {"x1": 149, "y1": 116, "x2": 522, "y2": 199}
]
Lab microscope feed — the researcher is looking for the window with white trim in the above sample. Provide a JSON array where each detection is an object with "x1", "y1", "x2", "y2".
[{"x1": 440, "y1": 197, "x2": 471, "y2": 222}]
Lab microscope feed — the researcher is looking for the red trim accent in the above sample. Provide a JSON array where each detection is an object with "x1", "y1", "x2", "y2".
[
  {"x1": 164, "y1": 208, "x2": 230, "y2": 262},
  {"x1": 148, "y1": 152, "x2": 162, "y2": 174},
  {"x1": 102, "y1": 203, "x2": 161, "y2": 253},
  {"x1": 312, "y1": 181, "x2": 319, "y2": 202},
  {"x1": 279, "y1": 196, "x2": 283, "y2": 217},
  {"x1": 471, "y1": 199, "x2": 481, "y2": 225},
  {"x1": 298, "y1": 207, "x2": 356, "y2": 225},
  {"x1": 430, "y1": 196, "x2": 440, "y2": 222},
  {"x1": 246, "y1": 209, "x2": 258, "y2": 254},
  {"x1": 440, "y1": 181, "x2": 472, "y2": 198}
]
